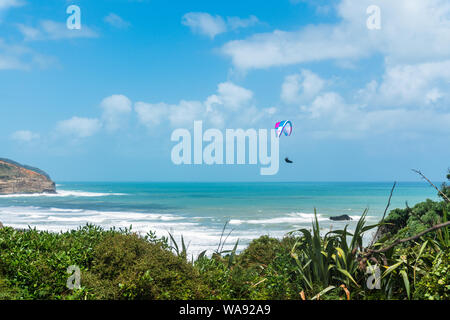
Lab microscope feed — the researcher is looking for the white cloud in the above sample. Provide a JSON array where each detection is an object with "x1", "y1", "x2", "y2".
[
  {"x1": 55, "y1": 83, "x2": 257, "y2": 140},
  {"x1": 4, "y1": 18, "x2": 93, "y2": 70},
  {"x1": 377, "y1": 60, "x2": 450, "y2": 106},
  {"x1": 281, "y1": 75, "x2": 302, "y2": 104},
  {"x1": 135, "y1": 100, "x2": 204, "y2": 128},
  {"x1": 104, "y1": 13, "x2": 130, "y2": 29},
  {"x1": 206, "y1": 82, "x2": 254, "y2": 111},
  {"x1": 135, "y1": 102, "x2": 169, "y2": 127},
  {"x1": 100, "y1": 94, "x2": 132, "y2": 132},
  {"x1": 182, "y1": 12, "x2": 227, "y2": 39},
  {"x1": 247, "y1": 0, "x2": 450, "y2": 142},
  {"x1": 56, "y1": 117, "x2": 101, "y2": 138},
  {"x1": 301, "y1": 91, "x2": 347, "y2": 119},
  {"x1": 274, "y1": 65, "x2": 450, "y2": 140},
  {"x1": 135, "y1": 81, "x2": 271, "y2": 130},
  {"x1": 0, "y1": 39, "x2": 27, "y2": 70},
  {"x1": 355, "y1": 60, "x2": 450, "y2": 108},
  {"x1": 0, "y1": 0, "x2": 23, "y2": 11},
  {"x1": 17, "y1": 20, "x2": 98, "y2": 41},
  {"x1": 0, "y1": 38, "x2": 54, "y2": 70},
  {"x1": 340, "y1": 0, "x2": 450, "y2": 63},
  {"x1": 221, "y1": 0, "x2": 450, "y2": 70},
  {"x1": 182, "y1": 12, "x2": 260, "y2": 39},
  {"x1": 299, "y1": 90, "x2": 450, "y2": 139},
  {"x1": 426, "y1": 88, "x2": 444, "y2": 105},
  {"x1": 240, "y1": 106, "x2": 278, "y2": 126},
  {"x1": 227, "y1": 15, "x2": 259, "y2": 30},
  {"x1": 41, "y1": 20, "x2": 98, "y2": 40},
  {"x1": 0, "y1": 54, "x2": 25, "y2": 69},
  {"x1": 16, "y1": 24, "x2": 40, "y2": 41},
  {"x1": 222, "y1": 25, "x2": 368, "y2": 70},
  {"x1": 168, "y1": 100, "x2": 204, "y2": 127},
  {"x1": 281, "y1": 70, "x2": 325, "y2": 104},
  {"x1": 10, "y1": 130, "x2": 40, "y2": 142}
]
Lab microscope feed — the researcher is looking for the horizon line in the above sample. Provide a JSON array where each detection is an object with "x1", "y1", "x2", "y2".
[{"x1": 54, "y1": 180, "x2": 445, "y2": 183}]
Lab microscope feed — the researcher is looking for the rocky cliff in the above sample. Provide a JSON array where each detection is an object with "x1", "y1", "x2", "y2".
[{"x1": 0, "y1": 158, "x2": 56, "y2": 195}]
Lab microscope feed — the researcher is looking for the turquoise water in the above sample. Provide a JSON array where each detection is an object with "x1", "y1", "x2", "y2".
[{"x1": 0, "y1": 182, "x2": 441, "y2": 254}]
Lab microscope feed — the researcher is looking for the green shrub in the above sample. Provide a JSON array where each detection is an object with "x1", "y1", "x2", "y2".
[
  {"x1": 237, "y1": 236, "x2": 284, "y2": 270},
  {"x1": 250, "y1": 253, "x2": 300, "y2": 300},
  {"x1": 415, "y1": 249, "x2": 450, "y2": 300},
  {"x1": 439, "y1": 169, "x2": 450, "y2": 201},
  {"x1": 0, "y1": 225, "x2": 111, "y2": 299},
  {"x1": 84, "y1": 233, "x2": 209, "y2": 300},
  {"x1": 0, "y1": 276, "x2": 23, "y2": 300},
  {"x1": 383, "y1": 200, "x2": 449, "y2": 240},
  {"x1": 194, "y1": 255, "x2": 257, "y2": 299},
  {"x1": 194, "y1": 236, "x2": 304, "y2": 300},
  {"x1": 0, "y1": 225, "x2": 208, "y2": 300}
]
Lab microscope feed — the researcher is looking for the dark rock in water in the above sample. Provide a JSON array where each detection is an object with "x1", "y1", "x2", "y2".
[
  {"x1": 0, "y1": 158, "x2": 56, "y2": 195},
  {"x1": 329, "y1": 214, "x2": 352, "y2": 221}
]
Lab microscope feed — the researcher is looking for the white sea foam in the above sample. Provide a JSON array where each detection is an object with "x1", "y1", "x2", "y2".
[
  {"x1": 49, "y1": 208, "x2": 84, "y2": 213},
  {"x1": 0, "y1": 190, "x2": 127, "y2": 198},
  {"x1": 0, "y1": 206, "x2": 376, "y2": 256},
  {"x1": 57, "y1": 190, "x2": 128, "y2": 197},
  {"x1": 230, "y1": 212, "x2": 328, "y2": 225}
]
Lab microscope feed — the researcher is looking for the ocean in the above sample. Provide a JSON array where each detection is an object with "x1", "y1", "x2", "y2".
[{"x1": 0, "y1": 182, "x2": 441, "y2": 254}]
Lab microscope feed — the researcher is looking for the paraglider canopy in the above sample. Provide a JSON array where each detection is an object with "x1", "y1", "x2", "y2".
[{"x1": 275, "y1": 120, "x2": 292, "y2": 138}]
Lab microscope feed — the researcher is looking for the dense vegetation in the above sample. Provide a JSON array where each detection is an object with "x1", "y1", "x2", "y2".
[
  {"x1": 0, "y1": 171, "x2": 449, "y2": 300},
  {"x1": 0, "y1": 158, "x2": 51, "y2": 179}
]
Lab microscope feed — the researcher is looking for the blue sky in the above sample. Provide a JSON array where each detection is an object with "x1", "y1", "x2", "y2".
[{"x1": 0, "y1": 0, "x2": 449, "y2": 182}]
